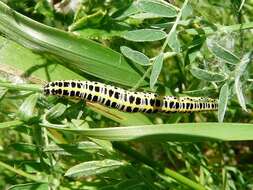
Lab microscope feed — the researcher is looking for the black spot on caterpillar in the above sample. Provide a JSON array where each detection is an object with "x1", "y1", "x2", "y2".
[{"x1": 43, "y1": 80, "x2": 218, "y2": 113}]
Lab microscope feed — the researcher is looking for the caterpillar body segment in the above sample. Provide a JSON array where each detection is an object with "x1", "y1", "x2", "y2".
[{"x1": 43, "y1": 80, "x2": 218, "y2": 113}]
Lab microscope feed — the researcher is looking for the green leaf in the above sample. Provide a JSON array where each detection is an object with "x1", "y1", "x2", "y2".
[
  {"x1": 44, "y1": 123, "x2": 253, "y2": 141},
  {"x1": 0, "y1": 2, "x2": 146, "y2": 87},
  {"x1": 123, "y1": 29, "x2": 167, "y2": 42},
  {"x1": 10, "y1": 143, "x2": 37, "y2": 154},
  {"x1": 130, "y1": 12, "x2": 164, "y2": 19},
  {"x1": 65, "y1": 159, "x2": 125, "y2": 178},
  {"x1": 44, "y1": 141, "x2": 103, "y2": 155},
  {"x1": 18, "y1": 93, "x2": 39, "y2": 121},
  {"x1": 116, "y1": 1, "x2": 140, "y2": 20},
  {"x1": 137, "y1": 0, "x2": 177, "y2": 18},
  {"x1": 167, "y1": 30, "x2": 181, "y2": 53},
  {"x1": 218, "y1": 83, "x2": 229, "y2": 122},
  {"x1": 8, "y1": 183, "x2": 48, "y2": 190},
  {"x1": 150, "y1": 53, "x2": 164, "y2": 89},
  {"x1": 120, "y1": 46, "x2": 150, "y2": 66},
  {"x1": 0, "y1": 120, "x2": 23, "y2": 129},
  {"x1": 46, "y1": 103, "x2": 67, "y2": 120},
  {"x1": 0, "y1": 36, "x2": 84, "y2": 82},
  {"x1": 207, "y1": 41, "x2": 240, "y2": 64},
  {"x1": 0, "y1": 87, "x2": 7, "y2": 101},
  {"x1": 234, "y1": 53, "x2": 250, "y2": 111},
  {"x1": 190, "y1": 67, "x2": 226, "y2": 82}
]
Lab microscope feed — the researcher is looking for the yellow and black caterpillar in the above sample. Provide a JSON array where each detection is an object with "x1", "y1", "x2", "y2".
[{"x1": 43, "y1": 80, "x2": 218, "y2": 113}]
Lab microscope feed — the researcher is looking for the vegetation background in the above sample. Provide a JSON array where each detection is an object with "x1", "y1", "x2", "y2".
[{"x1": 0, "y1": 0, "x2": 252, "y2": 189}]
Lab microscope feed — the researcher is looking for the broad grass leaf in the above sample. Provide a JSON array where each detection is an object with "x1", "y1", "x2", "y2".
[
  {"x1": 190, "y1": 67, "x2": 226, "y2": 82},
  {"x1": 18, "y1": 93, "x2": 39, "y2": 121},
  {"x1": 218, "y1": 83, "x2": 229, "y2": 122},
  {"x1": 120, "y1": 46, "x2": 150, "y2": 66},
  {"x1": 123, "y1": 29, "x2": 166, "y2": 42},
  {"x1": 207, "y1": 41, "x2": 240, "y2": 64},
  {"x1": 0, "y1": 36, "x2": 84, "y2": 82},
  {"x1": 8, "y1": 183, "x2": 48, "y2": 190},
  {"x1": 0, "y1": 2, "x2": 146, "y2": 87},
  {"x1": 137, "y1": 0, "x2": 177, "y2": 18},
  {"x1": 65, "y1": 159, "x2": 125, "y2": 178},
  {"x1": 150, "y1": 53, "x2": 164, "y2": 89},
  {"x1": 234, "y1": 53, "x2": 250, "y2": 111},
  {"x1": 44, "y1": 123, "x2": 253, "y2": 141}
]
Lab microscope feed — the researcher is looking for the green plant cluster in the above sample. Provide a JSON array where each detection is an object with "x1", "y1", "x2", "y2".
[{"x1": 0, "y1": 0, "x2": 252, "y2": 189}]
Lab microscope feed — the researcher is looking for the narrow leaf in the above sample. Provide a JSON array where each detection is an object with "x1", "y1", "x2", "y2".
[
  {"x1": 234, "y1": 53, "x2": 250, "y2": 111},
  {"x1": 44, "y1": 123, "x2": 253, "y2": 141},
  {"x1": 0, "y1": 87, "x2": 7, "y2": 100},
  {"x1": 46, "y1": 103, "x2": 67, "y2": 120},
  {"x1": 65, "y1": 159, "x2": 125, "y2": 178},
  {"x1": 123, "y1": 29, "x2": 167, "y2": 42},
  {"x1": 0, "y1": 120, "x2": 23, "y2": 129},
  {"x1": 44, "y1": 141, "x2": 103, "y2": 155},
  {"x1": 18, "y1": 93, "x2": 39, "y2": 121},
  {"x1": 167, "y1": 30, "x2": 181, "y2": 53},
  {"x1": 8, "y1": 183, "x2": 48, "y2": 190},
  {"x1": 150, "y1": 53, "x2": 164, "y2": 89},
  {"x1": 190, "y1": 67, "x2": 226, "y2": 82},
  {"x1": 207, "y1": 41, "x2": 240, "y2": 64},
  {"x1": 138, "y1": 0, "x2": 177, "y2": 18},
  {"x1": 120, "y1": 46, "x2": 150, "y2": 66},
  {"x1": 218, "y1": 83, "x2": 229, "y2": 122}
]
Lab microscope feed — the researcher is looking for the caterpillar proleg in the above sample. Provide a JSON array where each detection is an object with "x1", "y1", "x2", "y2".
[{"x1": 43, "y1": 80, "x2": 218, "y2": 113}]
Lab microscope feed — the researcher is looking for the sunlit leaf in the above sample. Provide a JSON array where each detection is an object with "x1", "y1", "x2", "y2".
[
  {"x1": 123, "y1": 29, "x2": 167, "y2": 42},
  {"x1": 150, "y1": 53, "x2": 164, "y2": 89},
  {"x1": 44, "y1": 123, "x2": 253, "y2": 141},
  {"x1": 0, "y1": 2, "x2": 146, "y2": 87},
  {"x1": 65, "y1": 159, "x2": 125, "y2": 178},
  {"x1": 18, "y1": 93, "x2": 39, "y2": 121},
  {"x1": 8, "y1": 183, "x2": 48, "y2": 190},
  {"x1": 207, "y1": 40, "x2": 240, "y2": 64},
  {"x1": 190, "y1": 67, "x2": 226, "y2": 82},
  {"x1": 218, "y1": 83, "x2": 229, "y2": 122},
  {"x1": 234, "y1": 53, "x2": 250, "y2": 111},
  {"x1": 137, "y1": 0, "x2": 177, "y2": 18},
  {"x1": 120, "y1": 46, "x2": 150, "y2": 66}
]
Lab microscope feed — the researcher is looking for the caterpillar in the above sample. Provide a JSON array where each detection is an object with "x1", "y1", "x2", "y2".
[{"x1": 43, "y1": 80, "x2": 218, "y2": 113}]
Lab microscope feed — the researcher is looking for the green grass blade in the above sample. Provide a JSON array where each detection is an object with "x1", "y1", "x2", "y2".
[
  {"x1": 43, "y1": 123, "x2": 253, "y2": 142},
  {"x1": 0, "y1": 2, "x2": 146, "y2": 87}
]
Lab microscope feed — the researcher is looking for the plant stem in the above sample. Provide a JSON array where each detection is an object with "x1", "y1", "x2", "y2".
[
  {"x1": 131, "y1": 66, "x2": 152, "y2": 91},
  {"x1": 0, "y1": 82, "x2": 42, "y2": 92},
  {"x1": 0, "y1": 160, "x2": 46, "y2": 183},
  {"x1": 161, "y1": 0, "x2": 189, "y2": 52}
]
